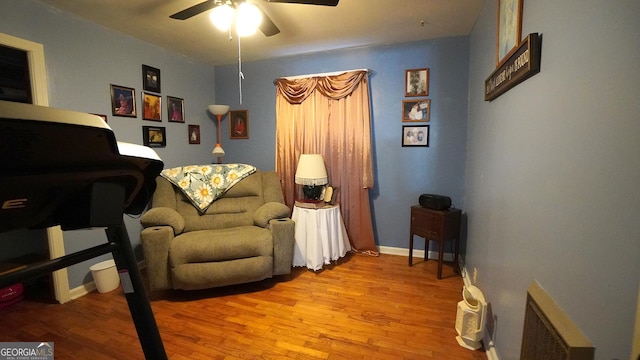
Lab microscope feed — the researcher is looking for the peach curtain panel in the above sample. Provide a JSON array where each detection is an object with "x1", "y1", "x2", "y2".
[{"x1": 274, "y1": 70, "x2": 378, "y2": 255}]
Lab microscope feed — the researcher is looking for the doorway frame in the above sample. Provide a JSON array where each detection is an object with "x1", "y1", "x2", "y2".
[{"x1": 0, "y1": 32, "x2": 70, "y2": 304}]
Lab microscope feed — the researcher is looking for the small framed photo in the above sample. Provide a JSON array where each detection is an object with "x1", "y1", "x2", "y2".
[
  {"x1": 229, "y1": 110, "x2": 249, "y2": 139},
  {"x1": 142, "y1": 126, "x2": 166, "y2": 147},
  {"x1": 405, "y1": 68, "x2": 429, "y2": 97},
  {"x1": 142, "y1": 64, "x2": 161, "y2": 93},
  {"x1": 497, "y1": 0, "x2": 523, "y2": 65},
  {"x1": 402, "y1": 125, "x2": 429, "y2": 147},
  {"x1": 167, "y1": 96, "x2": 185, "y2": 123},
  {"x1": 91, "y1": 113, "x2": 108, "y2": 123},
  {"x1": 142, "y1": 92, "x2": 162, "y2": 121},
  {"x1": 188, "y1": 124, "x2": 200, "y2": 144},
  {"x1": 402, "y1": 99, "x2": 430, "y2": 122},
  {"x1": 110, "y1": 84, "x2": 136, "y2": 117}
]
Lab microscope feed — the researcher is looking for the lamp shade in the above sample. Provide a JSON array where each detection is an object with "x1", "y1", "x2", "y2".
[
  {"x1": 212, "y1": 144, "x2": 225, "y2": 157},
  {"x1": 208, "y1": 104, "x2": 229, "y2": 116},
  {"x1": 295, "y1": 154, "x2": 328, "y2": 186}
]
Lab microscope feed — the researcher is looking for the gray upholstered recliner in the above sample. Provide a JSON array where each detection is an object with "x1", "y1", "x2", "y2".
[{"x1": 139, "y1": 170, "x2": 295, "y2": 291}]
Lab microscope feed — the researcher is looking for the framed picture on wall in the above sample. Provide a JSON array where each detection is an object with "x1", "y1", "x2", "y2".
[
  {"x1": 496, "y1": 0, "x2": 523, "y2": 65},
  {"x1": 142, "y1": 92, "x2": 162, "y2": 121},
  {"x1": 402, "y1": 125, "x2": 429, "y2": 147},
  {"x1": 188, "y1": 125, "x2": 200, "y2": 144},
  {"x1": 229, "y1": 110, "x2": 249, "y2": 139},
  {"x1": 402, "y1": 99, "x2": 430, "y2": 122},
  {"x1": 167, "y1": 96, "x2": 184, "y2": 123},
  {"x1": 110, "y1": 84, "x2": 136, "y2": 117},
  {"x1": 405, "y1": 68, "x2": 429, "y2": 97},
  {"x1": 142, "y1": 126, "x2": 166, "y2": 147},
  {"x1": 142, "y1": 64, "x2": 161, "y2": 93}
]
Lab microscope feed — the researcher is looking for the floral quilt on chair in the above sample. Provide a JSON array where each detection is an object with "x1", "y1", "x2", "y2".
[{"x1": 160, "y1": 164, "x2": 256, "y2": 213}]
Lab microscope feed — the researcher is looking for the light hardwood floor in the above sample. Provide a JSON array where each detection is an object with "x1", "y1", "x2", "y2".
[{"x1": 0, "y1": 253, "x2": 486, "y2": 359}]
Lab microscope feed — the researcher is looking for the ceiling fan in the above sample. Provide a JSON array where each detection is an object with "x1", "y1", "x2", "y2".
[{"x1": 170, "y1": 0, "x2": 340, "y2": 37}]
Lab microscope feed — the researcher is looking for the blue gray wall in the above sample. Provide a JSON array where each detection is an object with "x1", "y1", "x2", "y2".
[
  {"x1": 215, "y1": 37, "x2": 470, "y2": 252},
  {"x1": 0, "y1": 0, "x2": 217, "y2": 289},
  {"x1": 466, "y1": 1, "x2": 640, "y2": 358}
]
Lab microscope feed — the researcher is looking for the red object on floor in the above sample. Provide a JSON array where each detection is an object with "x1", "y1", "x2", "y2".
[{"x1": 0, "y1": 283, "x2": 24, "y2": 308}]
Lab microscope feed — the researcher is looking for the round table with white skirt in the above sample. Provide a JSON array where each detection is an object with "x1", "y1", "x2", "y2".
[{"x1": 291, "y1": 204, "x2": 351, "y2": 271}]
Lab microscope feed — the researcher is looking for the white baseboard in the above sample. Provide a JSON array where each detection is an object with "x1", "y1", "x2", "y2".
[
  {"x1": 484, "y1": 340, "x2": 499, "y2": 360},
  {"x1": 69, "y1": 282, "x2": 95, "y2": 300},
  {"x1": 378, "y1": 245, "x2": 455, "y2": 261}
]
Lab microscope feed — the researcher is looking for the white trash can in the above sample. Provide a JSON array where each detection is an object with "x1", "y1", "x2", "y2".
[{"x1": 89, "y1": 259, "x2": 120, "y2": 293}]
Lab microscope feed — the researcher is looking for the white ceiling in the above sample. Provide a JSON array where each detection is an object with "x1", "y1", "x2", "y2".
[{"x1": 38, "y1": 0, "x2": 484, "y2": 66}]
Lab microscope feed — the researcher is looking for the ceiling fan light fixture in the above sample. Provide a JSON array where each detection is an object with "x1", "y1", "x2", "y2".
[
  {"x1": 235, "y1": 2, "x2": 262, "y2": 37},
  {"x1": 209, "y1": 4, "x2": 234, "y2": 31}
]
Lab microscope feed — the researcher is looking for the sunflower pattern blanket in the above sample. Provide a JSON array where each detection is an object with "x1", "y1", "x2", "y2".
[{"x1": 160, "y1": 164, "x2": 257, "y2": 213}]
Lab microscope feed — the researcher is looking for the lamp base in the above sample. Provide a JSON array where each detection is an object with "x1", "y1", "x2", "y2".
[
  {"x1": 302, "y1": 185, "x2": 324, "y2": 201},
  {"x1": 296, "y1": 198, "x2": 324, "y2": 204},
  {"x1": 294, "y1": 200, "x2": 325, "y2": 209}
]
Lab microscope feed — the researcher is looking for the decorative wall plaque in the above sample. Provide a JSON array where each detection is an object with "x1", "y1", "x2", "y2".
[{"x1": 485, "y1": 33, "x2": 542, "y2": 101}]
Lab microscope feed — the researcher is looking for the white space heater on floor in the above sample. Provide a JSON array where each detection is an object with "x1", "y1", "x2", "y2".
[{"x1": 455, "y1": 285, "x2": 487, "y2": 350}]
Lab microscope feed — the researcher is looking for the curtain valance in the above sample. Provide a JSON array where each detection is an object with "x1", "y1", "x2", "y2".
[{"x1": 274, "y1": 70, "x2": 368, "y2": 104}]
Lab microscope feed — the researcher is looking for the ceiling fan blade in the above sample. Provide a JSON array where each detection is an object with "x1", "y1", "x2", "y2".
[
  {"x1": 255, "y1": 4, "x2": 281, "y2": 36},
  {"x1": 170, "y1": 1, "x2": 217, "y2": 20},
  {"x1": 265, "y1": 0, "x2": 339, "y2": 5}
]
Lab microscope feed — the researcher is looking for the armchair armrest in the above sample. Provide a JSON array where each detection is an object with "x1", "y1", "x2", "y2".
[
  {"x1": 270, "y1": 218, "x2": 295, "y2": 275},
  {"x1": 140, "y1": 225, "x2": 174, "y2": 291},
  {"x1": 140, "y1": 207, "x2": 185, "y2": 234},
  {"x1": 253, "y1": 202, "x2": 291, "y2": 228}
]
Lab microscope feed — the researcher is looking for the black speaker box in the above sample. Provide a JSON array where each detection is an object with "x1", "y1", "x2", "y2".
[{"x1": 419, "y1": 194, "x2": 452, "y2": 210}]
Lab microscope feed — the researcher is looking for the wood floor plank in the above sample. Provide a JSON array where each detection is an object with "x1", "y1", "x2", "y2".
[{"x1": 0, "y1": 253, "x2": 485, "y2": 359}]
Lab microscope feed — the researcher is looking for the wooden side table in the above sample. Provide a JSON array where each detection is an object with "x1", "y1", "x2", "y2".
[{"x1": 409, "y1": 206, "x2": 462, "y2": 279}]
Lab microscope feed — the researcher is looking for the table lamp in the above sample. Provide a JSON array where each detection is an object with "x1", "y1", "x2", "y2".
[
  {"x1": 208, "y1": 104, "x2": 229, "y2": 163},
  {"x1": 295, "y1": 154, "x2": 328, "y2": 202}
]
